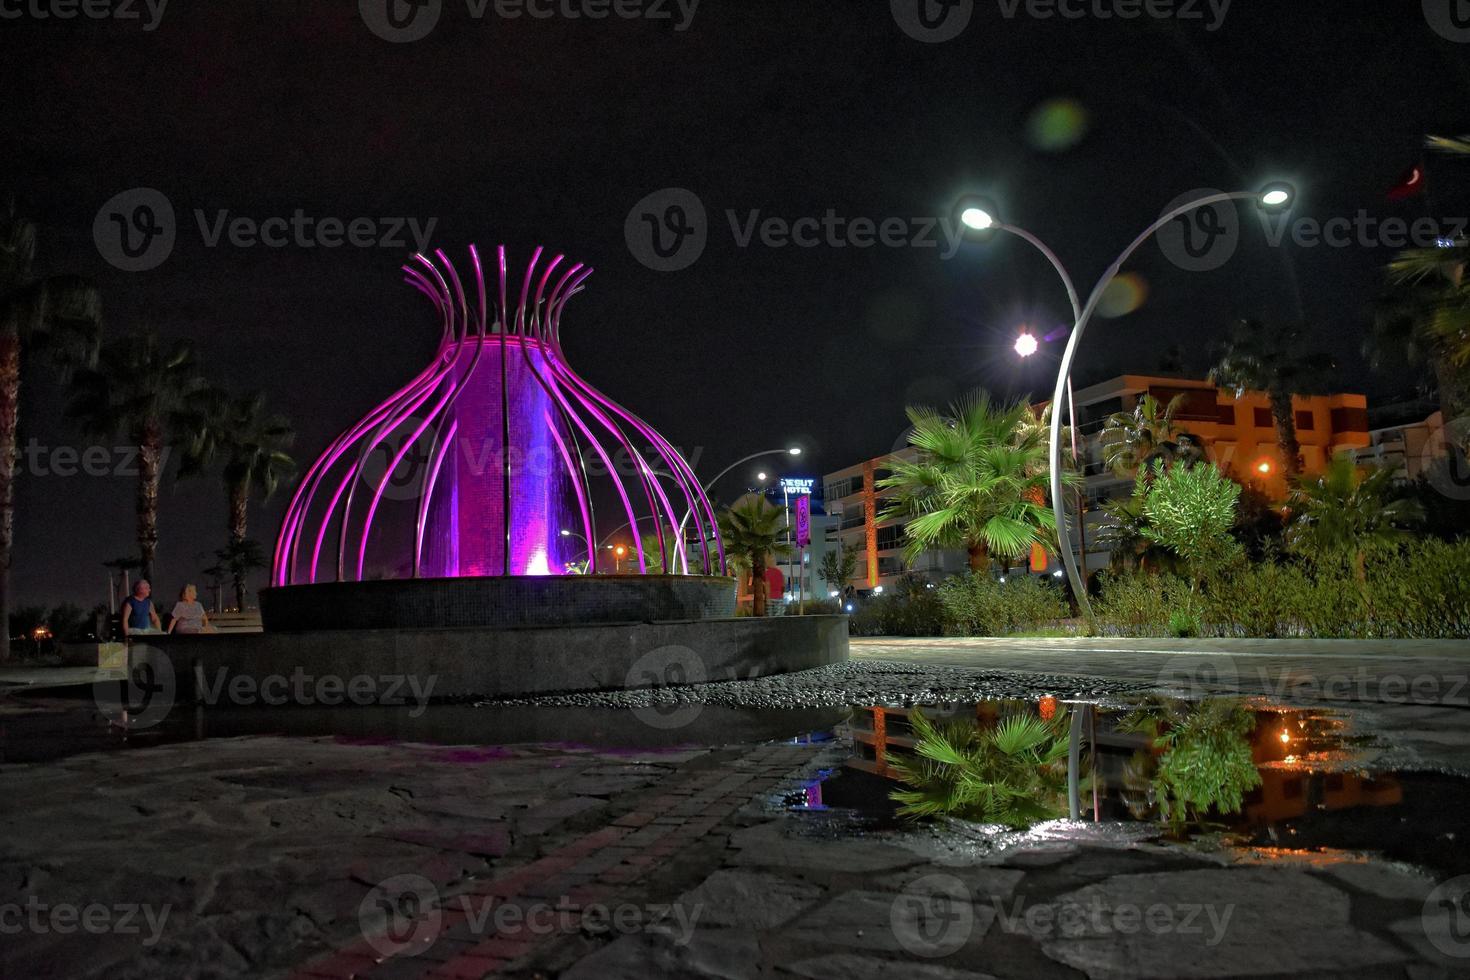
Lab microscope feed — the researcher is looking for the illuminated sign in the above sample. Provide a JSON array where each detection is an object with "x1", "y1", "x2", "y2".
[
  {"x1": 779, "y1": 477, "x2": 816, "y2": 495},
  {"x1": 795, "y1": 495, "x2": 811, "y2": 547}
]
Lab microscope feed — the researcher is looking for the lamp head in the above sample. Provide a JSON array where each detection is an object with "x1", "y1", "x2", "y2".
[
  {"x1": 1259, "y1": 182, "x2": 1294, "y2": 210},
  {"x1": 1014, "y1": 332, "x2": 1040, "y2": 358},
  {"x1": 956, "y1": 195, "x2": 1000, "y2": 237},
  {"x1": 961, "y1": 206, "x2": 994, "y2": 231}
]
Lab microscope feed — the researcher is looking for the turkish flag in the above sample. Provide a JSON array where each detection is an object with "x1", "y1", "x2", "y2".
[{"x1": 1387, "y1": 165, "x2": 1426, "y2": 202}]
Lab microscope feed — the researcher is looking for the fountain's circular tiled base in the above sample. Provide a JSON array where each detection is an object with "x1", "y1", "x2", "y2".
[{"x1": 259, "y1": 575, "x2": 739, "y2": 632}]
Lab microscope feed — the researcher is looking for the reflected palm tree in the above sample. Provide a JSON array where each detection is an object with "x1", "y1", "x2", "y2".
[{"x1": 888, "y1": 706, "x2": 1076, "y2": 829}]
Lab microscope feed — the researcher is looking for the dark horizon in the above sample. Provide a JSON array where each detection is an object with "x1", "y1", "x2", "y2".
[{"x1": 4, "y1": 1, "x2": 1468, "y2": 607}]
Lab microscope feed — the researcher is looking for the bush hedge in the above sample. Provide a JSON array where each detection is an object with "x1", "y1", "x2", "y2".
[
  {"x1": 826, "y1": 539, "x2": 1470, "y2": 639},
  {"x1": 1094, "y1": 539, "x2": 1470, "y2": 639},
  {"x1": 936, "y1": 572, "x2": 1071, "y2": 637}
]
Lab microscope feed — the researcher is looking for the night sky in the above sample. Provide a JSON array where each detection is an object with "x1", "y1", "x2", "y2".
[{"x1": 3, "y1": 1, "x2": 1468, "y2": 606}]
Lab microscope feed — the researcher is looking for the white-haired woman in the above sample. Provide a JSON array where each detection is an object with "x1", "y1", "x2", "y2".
[{"x1": 167, "y1": 584, "x2": 216, "y2": 634}]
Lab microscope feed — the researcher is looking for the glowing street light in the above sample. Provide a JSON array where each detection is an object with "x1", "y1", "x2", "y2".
[
  {"x1": 1260, "y1": 184, "x2": 1294, "y2": 209},
  {"x1": 1014, "y1": 332, "x2": 1040, "y2": 358},
  {"x1": 756, "y1": 471, "x2": 768, "y2": 482},
  {"x1": 960, "y1": 205, "x2": 995, "y2": 231}
]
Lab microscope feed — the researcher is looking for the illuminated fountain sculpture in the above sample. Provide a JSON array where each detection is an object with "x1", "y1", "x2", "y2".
[
  {"x1": 173, "y1": 242, "x2": 848, "y2": 702},
  {"x1": 272, "y1": 245, "x2": 724, "y2": 586}
]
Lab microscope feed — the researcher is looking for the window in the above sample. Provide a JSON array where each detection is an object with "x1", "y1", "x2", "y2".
[
  {"x1": 877, "y1": 556, "x2": 904, "y2": 577},
  {"x1": 1331, "y1": 406, "x2": 1369, "y2": 433},
  {"x1": 841, "y1": 510, "x2": 866, "y2": 530},
  {"x1": 824, "y1": 475, "x2": 864, "y2": 500},
  {"x1": 1080, "y1": 397, "x2": 1122, "y2": 427},
  {"x1": 1295, "y1": 410, "x2": 1315, "y2": 432},
  {"x1": 875, "y1": 524, "x2": 905, "y2": 551},
  {"x1": 1216, "y1": 403, "x2": 1237, "y2": 425},
  {"x1": 1253, "y1": 407, "x2": 1273, "y2": 428},
  {"x1": 1148, "y1": 386, "x2": 1218, "y2": 421}
]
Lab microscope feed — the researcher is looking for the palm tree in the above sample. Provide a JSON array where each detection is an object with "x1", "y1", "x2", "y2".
[
  {"x1": 66, "y1": 329, "x2": 208, "y2": 582},
  {"x1": 214, "y1": 538, "x2": 268, "y2": 611},
  {"x1": 1286, "y1": 456, "x2": 1423, "y2": 591},
  {"x1": 878, "y1": 392, "x2": 1069, "y2": 573},
  {"x1": 179, "y1": 391, "x2": 295, "y2": 546},
  {"x1": 818, "y1": 544, "x2": 858, "y2": 596},
  {"x1": 716, "y1": 494, "x2": 792, "y2": 617},
  {"x1": 1210, "y1": 319, "x2": 1335, "y2": 480},
  {"x1": 1372, "y1": 139, "x2": 1470, "y2": 436},
  {"x1": 887, "y1": 706, "x2": 1073, "y2": 829},
  {"x1": 1098, "y1": 394, "x2": 1204, "y2": 477},
  {"x1": 0, "y1": 201, "x2": 102, "y2": 657}
]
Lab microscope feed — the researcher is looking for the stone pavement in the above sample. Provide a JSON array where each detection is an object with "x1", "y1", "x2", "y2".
[
  {"x1": 3, "y1": 719, "x2": 1466, "y2": 979},
  {"x1": 7, "y1": 638, "x2": 1470, "y2": 978}
]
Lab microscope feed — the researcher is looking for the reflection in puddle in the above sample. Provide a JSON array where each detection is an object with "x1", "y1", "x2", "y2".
[{"x1": 814, "y1": 696, "x2": 1461, "y2": 873}]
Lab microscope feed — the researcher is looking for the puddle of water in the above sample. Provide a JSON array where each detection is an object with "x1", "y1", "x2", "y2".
[
  {"x1": 0, "y1": 695, "x2": 847, "y2": 765},
  {"x1": 793, "y1": 697, "x2": 1469, "y2": 877},
  {"x1": 7, "y1": 686, "x2": 1465, "y2": 877}
]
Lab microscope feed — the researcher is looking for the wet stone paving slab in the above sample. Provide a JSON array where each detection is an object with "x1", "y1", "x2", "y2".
[{"x1": 3, "y1": 702, "x2": 1470, "y2": 980}]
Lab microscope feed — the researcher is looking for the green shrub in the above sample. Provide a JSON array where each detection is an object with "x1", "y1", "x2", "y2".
[
  {"x1": 1094, "y1": 572, "x2": 1200, "y2": 637},
  {"x1": 1168, "y1": 609, "x2": 1201, "y2": 638},
  {"x1": 1098, "y1": 539, "x2": 1470, "y2": 639},
  {"x1": 1202, "y1": 560, "x2": 1318, "y2": 638},
  {"x1": 847, "y1": 590, "x2": 947, "y2": 637},
  {"x1": 936, "y1": 572, "x2": 1069, "y2": 636},
  {"x1": 1363, "y1": 538, "x2": 1470, "y2": 638}
]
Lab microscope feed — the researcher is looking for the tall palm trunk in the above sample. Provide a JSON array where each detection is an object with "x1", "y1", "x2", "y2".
[
  {"x1": 0, "y1": 331, "x2": 18, "y2": 661},
  {"x1": 751, "y1": 554, "x2": 768, "y2": 617},
  {"x1": 228, "y1": 481, "x2": 248, "y2": 545},
  {"x1": 1430, "y1": 357, "x2": 1467, "y2": 449},
  {"x1": 228, "y1": 480, "x2": 249, "y2": 608},
  {"x1": 967, "y1": 542, "x2": 989, "y2": 573},
  {"x1": 1352, "y1": 549, "x2": 1374, "y2": 634},
  {"x1": 136, "y1": 420, "x2": 163, "y2": 583},
  {"x1": 1269, "y1": 395, "x2": 1302, "y2": 480}
]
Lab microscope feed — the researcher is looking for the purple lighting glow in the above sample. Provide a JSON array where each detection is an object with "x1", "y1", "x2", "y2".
[{"x1": 272, "y1": 245, "x2": 723, "y2": 584}]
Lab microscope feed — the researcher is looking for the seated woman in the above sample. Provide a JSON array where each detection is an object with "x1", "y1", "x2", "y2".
[{"x1": 167, "y1": 584, "x2": 217, "y2": 634}]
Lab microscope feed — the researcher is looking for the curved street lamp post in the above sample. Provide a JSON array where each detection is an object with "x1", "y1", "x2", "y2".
[{"x1": 963, "y1": 187, "x2": 1293, "y2": 625}]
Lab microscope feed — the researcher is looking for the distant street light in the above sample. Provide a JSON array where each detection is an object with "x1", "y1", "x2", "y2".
[{"x1": 673, "y1": 447, "x2": 803, "y2": 563}]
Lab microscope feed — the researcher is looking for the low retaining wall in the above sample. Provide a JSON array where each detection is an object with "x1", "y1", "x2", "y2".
[
  {"x1": 158, "y1": 615, "x2": 848, "y2": 701},
  {"x1": 260, "y1": 576, "x2": 738, "y2": 632}
]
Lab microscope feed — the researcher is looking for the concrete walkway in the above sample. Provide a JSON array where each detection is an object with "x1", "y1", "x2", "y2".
[{"x1": 852, "y1": 637, "x2": 1470, "y2": 707}]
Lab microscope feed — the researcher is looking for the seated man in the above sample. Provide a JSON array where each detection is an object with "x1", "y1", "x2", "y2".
[{"x1": 122, "y1": 579, "x2": 164, "y2": 638}]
